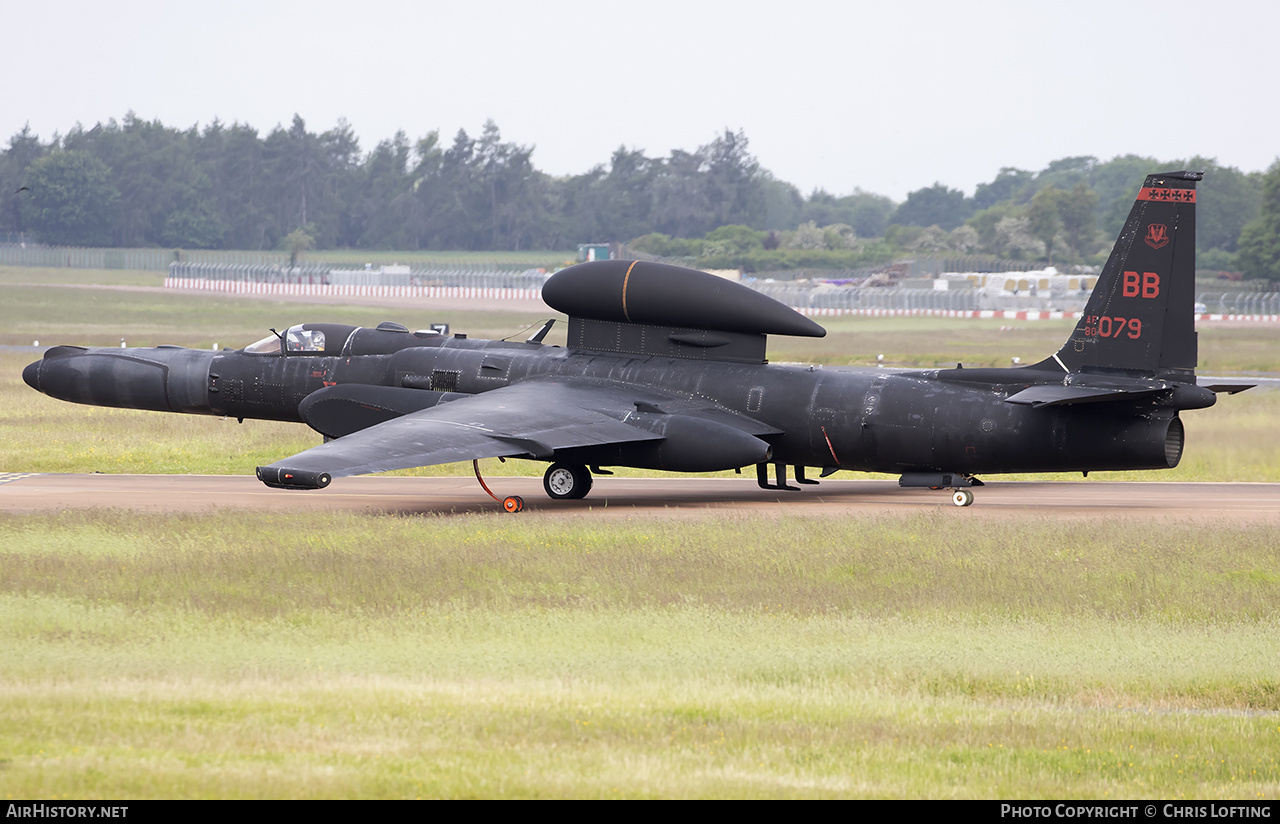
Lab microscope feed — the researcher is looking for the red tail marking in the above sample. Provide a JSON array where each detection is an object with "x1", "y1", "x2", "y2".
[
  {"x1": 1136, "y1": 187, "x2": 1195, "y2": 203},
  {"x1": 1122, "y1": 271, "x2": 1161, "y2": 298}
]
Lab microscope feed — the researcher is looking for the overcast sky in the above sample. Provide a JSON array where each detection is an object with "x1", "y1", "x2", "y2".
[{"x1": 3, "y1": 0, "x2": 1276, "y2": 202}]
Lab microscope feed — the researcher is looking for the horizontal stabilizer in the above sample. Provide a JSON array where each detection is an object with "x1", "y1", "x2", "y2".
[
  {"x1": 1201, "y1": 383, "x2": 1255, "y2": 395},
  {"x1": 1004, "y1": 384, "x2": 1166, "y2": 408}
]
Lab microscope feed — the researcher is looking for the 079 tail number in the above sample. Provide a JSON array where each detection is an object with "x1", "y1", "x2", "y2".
[{"x1": 1084, "y1": 315, "x2": 1142, "y2": 339}]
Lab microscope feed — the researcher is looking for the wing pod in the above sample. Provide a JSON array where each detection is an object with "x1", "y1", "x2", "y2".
[
  {"x1": 256, "y1": 466, "x2": 332, "y2": 490},
  {"x1": 608, "y1": 414, "x2": 773, "y2": 472}
]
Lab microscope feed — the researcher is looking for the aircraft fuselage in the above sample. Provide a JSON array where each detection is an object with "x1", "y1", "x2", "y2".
[{"x1": 25, "y1": 333, "x2": 1202, "y2": 478}]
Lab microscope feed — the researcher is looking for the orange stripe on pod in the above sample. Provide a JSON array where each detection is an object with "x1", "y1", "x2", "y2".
[{"x1": 621, "y1": 260, "x2": 639, "y2": 322}]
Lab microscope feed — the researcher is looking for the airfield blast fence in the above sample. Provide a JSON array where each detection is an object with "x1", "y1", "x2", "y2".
[
  {"x1": 12, "y1": 243, "x2": 1280, "y2": 317},
  {"x1": 10, "y1": 244, "x2": 1278, "y2": 318},
  {"x1": 167, "y1": 262, "x2": 549, "y2": 290},
  {"x1": 1196, "y1": 292, "x2": 1280, "y2": 315},
  {"x1": 757, "y1": 286, "x2": 1280, "y2": 317},
  {"x1": 750, "y1": 283, "x2": 987, "y2": 313},
  {"x1": 737, "y1": 287, "x2": 1280, "y2": 317},
  {"x1": 162, "y1": 262, "x2": 1280, "y2": 319}
]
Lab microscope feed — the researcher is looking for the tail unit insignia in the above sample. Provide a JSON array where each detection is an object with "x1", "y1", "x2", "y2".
[{"x1": 1049, "y1": 171, "x2": 1202, "y2": 380}]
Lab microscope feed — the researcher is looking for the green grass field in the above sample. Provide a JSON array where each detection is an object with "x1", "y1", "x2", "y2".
[
  {"x1": 3, "y1": 266, "x2": 1279, "y2": 798},
  {"x1": 0, "y1": 267, "x2": 166, "y2": 288},
  {"x1": 2, "y1": 511, "x2": 1278, "y2": 798}
]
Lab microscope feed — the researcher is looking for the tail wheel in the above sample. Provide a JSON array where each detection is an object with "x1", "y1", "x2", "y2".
[
  {"x1": 503, "y1": 495, "x2": 524, "y2": 513},
  {"x1": 951, "y1": 489, "x2": 974, "y2": 507},
  {"x1": 543, "y1": 463, "x2": 593, "y2": 500}
]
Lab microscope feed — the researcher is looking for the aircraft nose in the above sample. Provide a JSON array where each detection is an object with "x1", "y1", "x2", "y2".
[
  {"x1": 25, "y1": 347, "x2": 172, "y2": 411},
  {"x1": 23, "y1": 346, "x2": 215, "y2": 415},
  {"x1": 22, "y1": 359, "x2": 41, "y2": 392}
]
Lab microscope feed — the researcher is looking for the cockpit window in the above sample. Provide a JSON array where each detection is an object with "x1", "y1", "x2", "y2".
[
  {"x1": 243, "y1": 324, "x2": 356, "y2": 356},
  {"x1": 286, "y1": 326, "x2": 325, "y2": 352},
  {"x1": 244, "y1": 334, "x2": 283, "y2": 355}
]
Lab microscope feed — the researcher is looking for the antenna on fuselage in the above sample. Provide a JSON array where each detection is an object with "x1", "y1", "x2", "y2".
[{"x1": 525, "y1": 319, "x2": 556, "y2": 345}]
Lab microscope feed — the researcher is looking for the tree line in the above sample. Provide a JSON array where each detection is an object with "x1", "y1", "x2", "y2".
[{"x1": 1, "y1": 113, "x2": 1277, "y2": 279}]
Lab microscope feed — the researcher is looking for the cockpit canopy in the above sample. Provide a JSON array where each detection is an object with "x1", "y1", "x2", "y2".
[
  {"x1": 242, "y1": 322, "x2": 445, "y2": 356},
  {"x1": 244, "y1": 323, "x2": 357, "y2": 356}
]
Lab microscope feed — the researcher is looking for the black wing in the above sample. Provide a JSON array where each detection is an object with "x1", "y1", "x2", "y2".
[{"x1": 257, "y1": 379, "x2": 778, "y2": 486}]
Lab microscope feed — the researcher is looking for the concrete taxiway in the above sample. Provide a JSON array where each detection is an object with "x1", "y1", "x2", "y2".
[{"x1": 1, "y1": 473, "x2": 1276, "y2": 521}]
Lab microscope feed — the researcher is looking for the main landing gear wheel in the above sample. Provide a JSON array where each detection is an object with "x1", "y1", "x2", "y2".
[
  {"x1": 543, "y1": 463, "x2": 592, "y2": 500},
  {"x1": 951, "y1": 489, "x2": 975, "y2": 507}
]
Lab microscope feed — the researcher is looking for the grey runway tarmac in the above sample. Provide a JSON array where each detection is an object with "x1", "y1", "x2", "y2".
[{"x1": 1, "y1": 473, "x2": 1277, "y2": 522}]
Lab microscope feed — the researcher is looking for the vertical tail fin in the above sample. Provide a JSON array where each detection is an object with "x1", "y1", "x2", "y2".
[{"x1": 1045, "y1": 171, "x2": 1201, "y2": 380}]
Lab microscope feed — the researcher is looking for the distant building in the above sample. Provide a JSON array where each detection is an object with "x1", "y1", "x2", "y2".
[{"x1": 577, "y1": 243, "x2": 614, "y2": 262}]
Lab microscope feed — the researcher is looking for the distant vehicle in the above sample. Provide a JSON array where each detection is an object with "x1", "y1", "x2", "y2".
[{"x1": 24, "y1": 172, "x2": 1251, "y2": 509}]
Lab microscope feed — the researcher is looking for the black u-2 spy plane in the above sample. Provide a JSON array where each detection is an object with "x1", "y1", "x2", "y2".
[{"x1": 24, "y1": 172, "x2": 1250, "y2": 510}]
